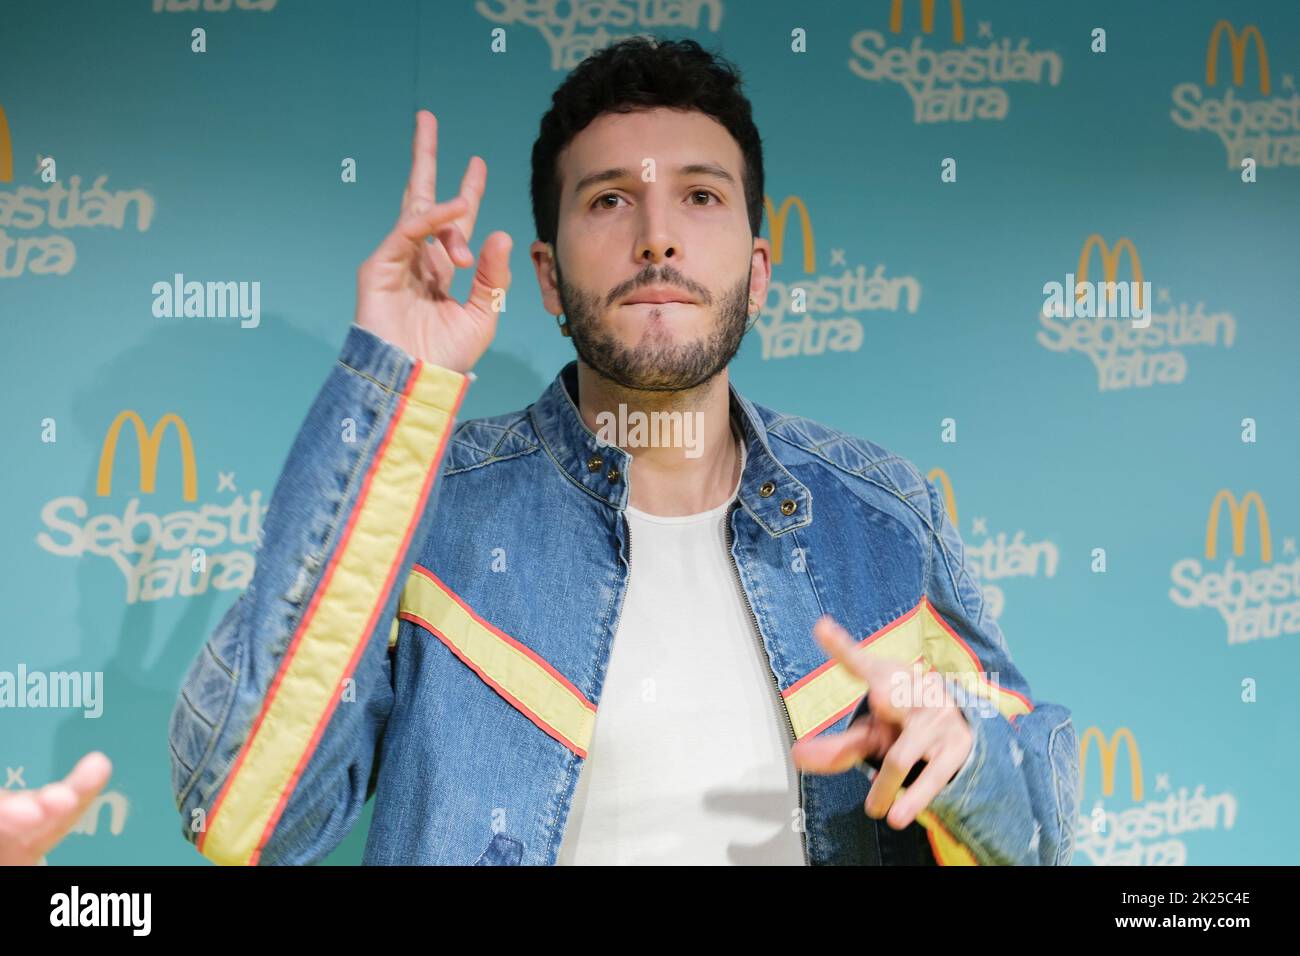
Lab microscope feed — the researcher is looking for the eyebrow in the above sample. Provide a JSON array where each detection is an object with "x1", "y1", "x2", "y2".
[{"x1": 571, "y1": 162, "x2": 737, "y2": 197}]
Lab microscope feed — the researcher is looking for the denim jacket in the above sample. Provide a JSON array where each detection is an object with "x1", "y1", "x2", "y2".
[{"x1": 168, "y1": 324, "x2": 1081, "y2": 866}]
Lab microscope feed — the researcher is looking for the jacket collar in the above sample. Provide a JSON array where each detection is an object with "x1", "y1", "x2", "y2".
[{"x1": 528, "y1": 360, "x2": 811, "y2": 536}]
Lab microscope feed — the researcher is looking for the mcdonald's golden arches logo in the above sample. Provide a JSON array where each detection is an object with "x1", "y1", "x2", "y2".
[
  {"x1": 0, "y1": 103, "x2": 12, "y2": 184},
  {"x1": 763, "y1": 194, "x2": 816, "y2": 275},
  {"x1": 1076, "y1": 234, "x2": 1145, "y2": 311},
  {"x1": 96, "y1": 411, "x2": 198, "y2": 503},
  {"x1": 926, "y1": 466, "x2": 959, "y2": 528},
  {"x1": 1205, "y1": 21, "x2": 1270, "y2": 96},
  {"x1": 890, "y1": 0, "x2": 965, "y2": 44},
  {"x1": 1205, "y1": 489, "x2": 1272, "y2": 563},
  {"x1": 1079, "y1": 726, "x2": 1144, "y2": 802}
]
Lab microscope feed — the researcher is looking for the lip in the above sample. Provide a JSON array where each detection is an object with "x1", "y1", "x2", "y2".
[{"x1": 622, "y1": 288, "x2": 697, "y2": 305}]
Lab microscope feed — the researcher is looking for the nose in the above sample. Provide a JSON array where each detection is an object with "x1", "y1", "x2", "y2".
[{"x1": 635, "y1": 193, "x2": 679, "y2": 265}]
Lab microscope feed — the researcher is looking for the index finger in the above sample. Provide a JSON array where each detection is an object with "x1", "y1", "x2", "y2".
[
  {"x1": 813, "y1": 616, "x2": 906, "y2": 707},
  {"x1": 405, "y1": 110, "x2": 440, "y2": 213}
]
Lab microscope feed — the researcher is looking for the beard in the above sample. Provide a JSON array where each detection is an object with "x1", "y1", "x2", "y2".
[{"x1": 555, "y1": 258, "x2": 752, "y2": 392}]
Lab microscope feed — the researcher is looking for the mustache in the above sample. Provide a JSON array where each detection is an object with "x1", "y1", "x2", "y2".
[{"x1": 607, "y1": 267, "x2": 711, "y2": 307}]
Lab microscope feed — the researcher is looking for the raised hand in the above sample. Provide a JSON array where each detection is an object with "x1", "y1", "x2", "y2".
[
  {"x1": 0, "y1": 751, "x2": 112, "y2": 865},
  {"x1": 791, "y1": 616, "x2": 973, "y2": 830},
  {"x1": 355, "y1": 110, "x2": 513, "y2": 373}
]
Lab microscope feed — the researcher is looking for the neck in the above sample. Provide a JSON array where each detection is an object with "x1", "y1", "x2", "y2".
[{"x1": 575, "y1": 362, "x2": 740, "y2": 517}]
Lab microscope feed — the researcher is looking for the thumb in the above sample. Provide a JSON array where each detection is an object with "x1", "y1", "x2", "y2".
[
  {"x1": 791, "y1": 719, "x2": 874, "y2": 774},
  {"x1": 464, "y1": 231, "x2": 513, "y2": 319},
  {"x1": 31, "y1": 752, "x2": 112, "y2": 859}
]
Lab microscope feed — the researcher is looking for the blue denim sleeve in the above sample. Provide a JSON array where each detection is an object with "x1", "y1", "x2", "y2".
[
  {"x1": 911, "y1": 476, "x2": 1080, "y2": 866},
  {"x1": 167, "y1": 325, "x2": 468, "y2": 865}
]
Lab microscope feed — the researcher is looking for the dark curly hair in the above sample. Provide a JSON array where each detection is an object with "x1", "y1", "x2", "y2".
[{"x1": 530, "y1": 35, "x2": 765, "y2": 249}]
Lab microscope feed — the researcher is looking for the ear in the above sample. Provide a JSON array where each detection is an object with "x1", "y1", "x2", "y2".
[
  {"x1": 530, "y1": 238, "x2": 562, "y2": 315},
  {"x1": 748, "y1": 236, "x2": 772, "y2": 314}
]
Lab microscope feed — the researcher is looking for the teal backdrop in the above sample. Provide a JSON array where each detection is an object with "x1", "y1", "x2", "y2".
[{"x1": 2, "y1": 0, "x2": 1297, "y2": 865}]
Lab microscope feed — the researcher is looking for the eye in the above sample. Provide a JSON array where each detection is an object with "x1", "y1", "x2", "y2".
[
  {"x1": 592, "y1": 192, "x2": 624, "y2": 210},
  {"x1": 689, "y1": 189, "x2": 720, "y2": 205}
]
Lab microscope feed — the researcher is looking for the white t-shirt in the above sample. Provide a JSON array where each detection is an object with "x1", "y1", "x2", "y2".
[{"x1": 557, "y1": 436, "x2": 806, "y2": 865}]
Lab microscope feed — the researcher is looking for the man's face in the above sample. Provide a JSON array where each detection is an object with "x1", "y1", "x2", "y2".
[{"x1": 532, "y1": 107, "x2": 770, "y2": 391}]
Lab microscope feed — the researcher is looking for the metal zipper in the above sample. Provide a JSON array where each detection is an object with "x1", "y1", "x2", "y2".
[{"x1": 724, "y1": 501, "x2": 811, "y2": 866}]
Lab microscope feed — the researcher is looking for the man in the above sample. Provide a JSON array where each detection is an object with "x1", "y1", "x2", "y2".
[{"x1": 168, "y1": 37, "x2": 1079, "y2": 866}]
